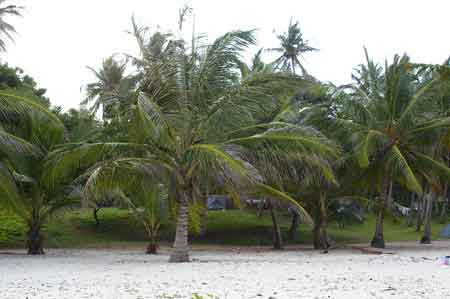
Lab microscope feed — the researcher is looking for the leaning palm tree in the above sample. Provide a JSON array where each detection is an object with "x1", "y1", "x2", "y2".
[
  {"x1": 0, "y1": 1, "x2": 22, "y2": 52},
  {"x1": 334, "y1": 51, "x2": 450, "y2": 248},
  {"x1": 0, "y1": 91, "x2": 75, "y2": 254},
  {"x1": 45, "y1": 23, "x2": 337, "y2": 262},
  {"x1": 269, "y1": 20, "x2": 317, "y2": 76}
]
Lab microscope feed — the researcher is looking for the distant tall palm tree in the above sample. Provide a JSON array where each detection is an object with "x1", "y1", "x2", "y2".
[
  {"x1": 0, "y1": 0, "x2": 22, "y2": 52},
  {"x1": 269, "y1": 20, "x2": 317, "y2": 76},
  {"x1": 83, "y1": 57, "x2": 133, "y2": 120}
]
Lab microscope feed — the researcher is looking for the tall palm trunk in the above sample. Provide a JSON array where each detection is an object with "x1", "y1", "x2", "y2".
[
  {"x1": 269, "y1": 200, "x2": 283, "y2": 250},
  {"x1": 440, "y1": 184, "x2": 448, "y2": 223},
  {"x1": 416, "y1": 196, "x2": 424, "y2": 232},
  {"x1": 27, "y1": 215, "x2": 44, "y2": 255},
  {"x1": 420, "y1": 192, "x2": 433, "y2": 244},
  {"x1": 169, "y1": 192, "x2": 190, "y2": 263},
  {"x1": 407, "y1": 192, "x2": 415, "y2": 227},
  {"x1": 371, "y1": 173, "x2": 390, "y2": 248},
  {"x1": 386, "y1": 180, "x2": 393, "y2": 210},
  {"x1": 199, "y1": 189, "x2": 208, "y2": 237},
  {"x1": 313, "y1": 192, "x2": 330, "y2": 250}
]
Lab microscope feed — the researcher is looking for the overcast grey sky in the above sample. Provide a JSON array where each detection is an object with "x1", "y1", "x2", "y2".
[{"x1": 4, "y1": 0, "x2": 450, "y2": 110}]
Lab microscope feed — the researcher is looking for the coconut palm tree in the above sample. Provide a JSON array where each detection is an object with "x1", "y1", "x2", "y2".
[
  {"x1": 0, "y1": 91, "x2": 76, "y2": 254},
  {"x1": 412, "y1": 59, "x2": 450, "y2": 243},
  {"x1": 238, "y1": 49, "x2": 274, "y2": 79},
  {"x1": 0, "y1": 1, "x2": 22, "y2": 52},
  {"x1": 45, "y1": 25, "x2": 338, "y2": 262},
  {"x1": 83, "y1": 57, "x2": 135, "y2": 121},
  {"x1": 269, "y1": 20, "x2": 317, "y2": 76},
  {"x1": 334, "y1": 51, "x2": 450, "y2": 248},
  {"x1": 83, "y1": 170, "x2": 168, "y2": 254}
]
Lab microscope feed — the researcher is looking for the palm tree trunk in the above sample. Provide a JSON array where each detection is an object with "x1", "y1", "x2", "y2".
[
  {"x1": 288, "y1": 207, "x2": 300, "y2": 241},
  {"x1": 371, "y1": 173, "x2": 390, "y2": 248},
  {"x1": 420, "y1": 192, "x2": 433, "y2": 244},
  {"x1": 146, "y1": 234, "x2": 158, "y2": 254},
  {"x1": 169, "y1": 192, "x2": 190, "y2": 263},
  {"x1": 27, "y1": 218, "x2": 44, "y2": 255},
  {"x1": 199, "y1": 190, "x2": 208, "y2": 237},
  {"x1": 407, "y1": 192, "x2": 415, "y2": 227},
  {"x1": 93, "y1": 208, "x2": 100, "y2": 229},
  {"x1": 386, "y1": 180, "x2": 393, "y2": 210},
  {"x1": 313, "y1": 192, "x2": 330, "y2": 250},
  {"x1": 440, "y1": 184, "x2": 448, "y2": 223},
  {"x1": 416, "y1": 195, "x2": 425, "y2": 232},
  {"x1": 268, "y1": 200, "x2": 283, "y2": 250}
]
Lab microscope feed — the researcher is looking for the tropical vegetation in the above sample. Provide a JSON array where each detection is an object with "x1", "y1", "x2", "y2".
[{"x1": 0, "y1": 4, "x2": 449, "y2": 264}]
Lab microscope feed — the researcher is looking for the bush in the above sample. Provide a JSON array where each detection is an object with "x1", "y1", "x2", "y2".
[{"x1": 0, "y1": 211, "x2": 27, "y2": 247}]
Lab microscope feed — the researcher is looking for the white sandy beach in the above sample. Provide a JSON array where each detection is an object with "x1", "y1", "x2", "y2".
[{"x1": 1, "y1": 242, "x2": 450, "y2": 299}]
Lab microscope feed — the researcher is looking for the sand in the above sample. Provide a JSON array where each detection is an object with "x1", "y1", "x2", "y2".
[{"x1": 1, "y1": 242, "x2": 450, "y2": 299}]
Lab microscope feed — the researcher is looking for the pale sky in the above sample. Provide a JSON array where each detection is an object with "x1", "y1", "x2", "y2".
[{"x1": 4, "y1": 0, "x2": 450, "y2": 110}]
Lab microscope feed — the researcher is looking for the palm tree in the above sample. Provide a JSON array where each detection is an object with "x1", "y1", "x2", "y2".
[
  {"x1": 0, "y1": 91, "x2": 76, "y2": 254},
  {"x1": 83, "y1": 57, "x2": 134, "y2": 121},
  {"x1": 46, "y1": 24, "x2": 337, "y2": 262},
  {"x1": 83, "y1": 172, "x2": 168, "y2": 254},
  {"x1": 238, "y1": 49, "x2": 274, "y2": 79},
  {"x1": 291, "y1": 83, "x2": 380, "y2": 249},
  {"x1": 0, "y1": 1, "x2": 22, "y2": 52},
  {"x1": 269, "y1": 20, "x2": 317, "y2": 76},
  {"x1": 127, "y1": 184, "x2": 168, "y2": 254},
  {"x1": 413, "y1": 60, "x2": 450, "y2": 243},
  {"x1": 334, "y1": 51, "x2": 450, "y2": 248}
]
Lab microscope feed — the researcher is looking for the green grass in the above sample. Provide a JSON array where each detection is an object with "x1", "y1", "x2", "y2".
[{"x1": 0, "y1": 208, "x2": 449, "y2": 250}]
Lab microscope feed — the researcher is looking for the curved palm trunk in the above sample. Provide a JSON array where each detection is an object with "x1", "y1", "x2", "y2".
[
  {"x1": 416, "y1": 196, "x2": 424, "y2": 232},
  {"x1": 313, "y1": 192, "x2": 330, "y2": 250},
  {"x1": 169, "y1": 193, "x2": 190, "y2": 263},
  {"x1": 371, "y1": 175, "x2": 390, "y2": 248},
  {"x1": 420, "y1": 192, "x2": 433, "y2": 244},
  {"x1": 269, "y1": 200, "x2": 283, "y2": 250},
  {"x1": 27, "y1": 220, "x2": 44, "y2": 255}
]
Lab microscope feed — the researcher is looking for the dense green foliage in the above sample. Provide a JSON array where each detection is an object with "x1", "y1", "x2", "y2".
[{"x1": 0, "y1": 63, "x2": 50, "y2": 106}]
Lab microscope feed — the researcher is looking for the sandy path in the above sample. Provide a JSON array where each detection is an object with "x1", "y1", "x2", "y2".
[{"x1": 1, "y1": 244, "x2": 450, "y2": 299}]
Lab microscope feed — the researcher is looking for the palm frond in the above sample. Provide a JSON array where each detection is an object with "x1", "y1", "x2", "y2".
[
  {"x1": 42, "y1": 142, "x2": 150, "y2": 190},
  {"x1": 256, "y1": 183, "x2": 313, "y2": 225},
  {"x1": 388, "y1": 146, "x2": 422, "y2": 194}
]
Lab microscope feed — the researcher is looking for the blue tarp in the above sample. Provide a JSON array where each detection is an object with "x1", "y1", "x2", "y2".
[{"x1": 439, "y1": 224, "x2": 450, "y2": 238}]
